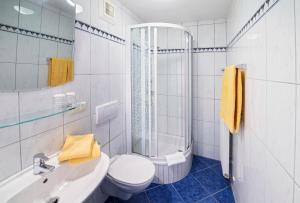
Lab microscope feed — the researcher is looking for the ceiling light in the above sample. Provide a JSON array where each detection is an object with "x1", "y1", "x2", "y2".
[
  {"x1": 66, "y1": 0, "x2": 83, "y2": 14},
  {"x1": 75, "y1": 4, "x2": 83, "y2": 14},
  {"x1": 66, "y1": 0, "x2": 75, "y2": 7},
  {"x1": 13, "y1": 5, "x2": 34, "y2": 15}
]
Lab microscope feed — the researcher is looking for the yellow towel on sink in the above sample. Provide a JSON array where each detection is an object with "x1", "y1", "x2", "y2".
[
  {"x1": 58, "y1": 134, "x2": 94, "y2": 162},
  {"x1": 68, "y1": 141, "x2": 101, "y2": 165},
  {"x1": 220, "y1": 65, "x2": 245, "y2": 134}
]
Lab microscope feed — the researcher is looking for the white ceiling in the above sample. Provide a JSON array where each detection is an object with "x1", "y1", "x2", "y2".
[{"x1": 121, "y1": 0, "x2": 232, "y2": 23}]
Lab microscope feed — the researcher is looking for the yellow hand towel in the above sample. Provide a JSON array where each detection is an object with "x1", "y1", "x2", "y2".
[
  {"x1": 66, "y1": 59, "x2": 74, "y2": 82},
  {"x1": 220, "y1": 65, "x2": 245, "y2": 134},
  {"x1": 48, "y1": 58, "x2": 69, "y2": 87},
  {"x1": 58, "y1": 134, "x2": 94, "y2": 162},
  {"x1": 68, "y1": 141, "x2": 101, "y2": 165}
]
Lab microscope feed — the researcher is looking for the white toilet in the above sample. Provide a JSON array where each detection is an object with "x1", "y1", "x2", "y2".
[{"x1": 101, "y1": 154, "x2": 155, "y2": 200}]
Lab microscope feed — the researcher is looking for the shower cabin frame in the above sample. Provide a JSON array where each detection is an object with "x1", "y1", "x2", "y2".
[{"x1": 130, "y1": 23, "x2": 193, "y2": 159}]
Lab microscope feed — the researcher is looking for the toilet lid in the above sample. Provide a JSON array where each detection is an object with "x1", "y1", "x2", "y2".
[{"x1": 108, "y1": 154, "x2": 155, "y2": 185}]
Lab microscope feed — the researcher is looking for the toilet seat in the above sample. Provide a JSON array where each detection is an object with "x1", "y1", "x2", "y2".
[{"x1": 107, "y1": 154, "x2": 155, "y2": 186}]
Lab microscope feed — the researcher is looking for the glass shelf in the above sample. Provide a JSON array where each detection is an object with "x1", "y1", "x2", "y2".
[{"x1": 0, "y1": 105, "x2": 79, "y2": 129}]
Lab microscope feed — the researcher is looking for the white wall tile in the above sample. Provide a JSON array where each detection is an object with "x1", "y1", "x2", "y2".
[
  {"x1": 197, "y1": 98, "x2": 214, "y2": 122},
  {"x1": 266, "y1": 82, "x2": 296, "y2": 175},
  {"x1": 196, "y1": 121, "x2": 214, "y2": 145},
  {"x1": 19, "y1": 0, "x2": 42, "y2": 33},
  {"x1": 38, "y1": 39, "x2": 57, "y2": 65},
  {"x1": 197, "y1": 76, "x2": 214, "y2": 99},
  {"x1": 0, "y1": 31, "x2": 17, "y2": 63},
  {"x1": 109, "y1": 42, "x2": 124, "y2": 74},
  {"x1": 59, "y1": 15, "x2": 74, "y2": 40},
  {"x1": 0, "y1": 126, "x2": 19, "y2": 148},
  {"x1": 91, "y1": 75, "x2": 111, "y2": 111},
  {"x1": 21, "y1": 127, "x2": 63, "y2": 168},
  {"x1": 0, "y1": 93, "x2": 19, "y2": 122},
  {"x1": 57, "y1": 43, "x2": 73, "y2": 58},
  {"x1": 92, "y1": 115, "x2": 110, "y2": 145},
  {"x1": 197, "y1": 24, "x2": 214, "y2": 48},
  {"x1": 91, "y1": 35, "x2": 109, "y2": 74},
  {"x1": 247, "y1": 18, "x2": 267, "y2": 80},
  {"x1": 17, "y1": 35, "x2": 39, "y2": 64},
  {"x1": 157, "y1": 54, "x2": 168, "y2": 75},
  {"x1": 74, "y1": 29, "x2": 91, "y2": 74},
  {"x1": 63, "y1": 116, "x2": 91, "y2": 138},
  {"x1": 214, "y1": 52, "x2": 226, "y2": 76},
  {"x1": 110, "y1": 74, "x2": 124, "y2": 103},
  {"x1": 296, "y1": 0, "x2": 300, "y2": 84},
  {"x1": 41, "y1": 7, "x2": 59, "y2": 37},
  {"x1": 74, "y1": 0, "x2": 91, "y2": 24},
  {"x1": 0, "y1": 0, "x2": 19, "y2": 27},
  {"x1": 110, "y1": 134, "x2": 125, "y2": 157},
  {"x1": 214, "y1": 76, "x2": 222, "y2": 100},
  {"x1": 0, "y1": 63, "x2": 16, "y2": 90},
  {"x1": 215, "y1": 23, "x2": 227, "y2": 47},
  {"x1": 295, "y1": 86, "x2": 300, "y2": 185},
  {"x1": 20, "y1": 115, "x2": 63, "y2": 140},
  {"x1": 109, "y1": 103, "x2": 125, "y2": 139},
  {"x1": 295, "y1": 184, "x2": 300, "y2": 203},
  {"x1": 0, "y1": 143, "x2": 21, "y2": 181},
  {"x1": 265, "y1": 151, "x2": 294, "y2": 203},
  {"x1": 246, "y1": 79, "x2": 267, "y2": 144},
  {"x1": 266, "y1": 0, "x2": 296, "y2": 83},
  {"x1": 197, "y1": 53, "x2": 214, "y2": 75},
  {"x1": 16, "y1": 64, "x2": 38, "y2": 90}
]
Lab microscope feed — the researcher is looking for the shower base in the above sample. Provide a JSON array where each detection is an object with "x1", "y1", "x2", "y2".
[{"x1": 151, "y1": 144, "x2": 192, "y2": 184}]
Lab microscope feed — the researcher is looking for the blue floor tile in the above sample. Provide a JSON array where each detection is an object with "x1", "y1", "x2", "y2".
[
  {"x1": 190, "y1": 156, "x2": 209, "y2": 173},
  {"x1": 192, "y1": 168, "x2": 229, "y2": 194},
  {"x1": 146, "y1": 184, "x2": 184, "y2": 203},
  {"x1": 200, "y1": 157, "x2": 220, "y2": 168},
  {"x1": 105, "y1": 192, "x2": 149, "y2": 203},
  {"x1": 210, "y1": 164, "x2": 223, "y2": 176},
  {"x1": 213, "y1": 187, "x2": 235, "y2": 203},
  {"x1": 146, "y1": 183, "x2": 161, "y2": 190},
  {"x1": 198, "y1": 196, "x2": 218, "y2": 203},
  {"x1": 172, "y1": 175, "x2": 209, "y2": 203}
]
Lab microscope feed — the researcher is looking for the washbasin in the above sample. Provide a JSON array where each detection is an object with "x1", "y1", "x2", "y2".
[{"x1": 0, "y1": 152, "x2": 110, "y2": 203}]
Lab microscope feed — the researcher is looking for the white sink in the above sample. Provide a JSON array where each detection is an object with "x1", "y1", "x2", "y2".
[{"x1": 0, "y1": 152, "x2": 110, "y2": 203}]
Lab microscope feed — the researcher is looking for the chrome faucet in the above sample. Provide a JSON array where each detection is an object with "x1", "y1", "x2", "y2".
[{"x1": 33, "y1": 153, "x2": 55, "y2": 175}]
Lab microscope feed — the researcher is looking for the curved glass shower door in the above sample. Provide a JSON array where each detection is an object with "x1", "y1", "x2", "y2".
[{"x1": 131, "y1": 23, "x2": 192, "y2": 158}]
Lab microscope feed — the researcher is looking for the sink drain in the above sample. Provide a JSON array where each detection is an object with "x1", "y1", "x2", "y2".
[{"x1": 46, "y1": 197, "x2": 59, "y2": 203}]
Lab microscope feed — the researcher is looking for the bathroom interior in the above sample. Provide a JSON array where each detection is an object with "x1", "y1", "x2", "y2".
[{"x1": 0, "y1": 0, "x2": 299, "y2": 202}]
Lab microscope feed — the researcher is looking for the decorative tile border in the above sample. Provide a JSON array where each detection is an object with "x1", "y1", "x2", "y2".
[
  {"x1": 75, "y1": 20, "x2": 125, "y2": 45},
  {"x1": 0, "y1": 23, "x2": 74, "y2": 45},
  {"x1": 193, "y1": 47, "x2": 227, "y2": 53},
  {"x1": 227, "y1": 0, "x2": 279, "y2": 48},
  {"x1": 149, "y1": 47, "x2": 226, "y2": 54}
]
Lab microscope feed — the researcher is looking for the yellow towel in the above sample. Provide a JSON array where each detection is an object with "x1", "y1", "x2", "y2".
[
  {"x1": 68, "y1": 141, "x2": 101, "y2": 165},
  {"x1": 48, "y1": 58, "x2": 74, "y2": 87},
  {"x1": 220, "y1": 65, "x2": 245, "y2": 133},
  {"x1": 58, "y1": 134, "x2": 94, "y2": 162},
  {"x1": 66, "y1": 59, "x2": 74, "y2": 82}
]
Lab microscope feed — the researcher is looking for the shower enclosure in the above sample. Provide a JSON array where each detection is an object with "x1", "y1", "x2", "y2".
[{"x1": 130, "y1": 23, "x2": 192, "y2": 183}]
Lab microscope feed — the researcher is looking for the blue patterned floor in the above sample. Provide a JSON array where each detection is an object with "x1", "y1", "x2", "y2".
[{"x1": 105, "y1": 155, "x2": 235, "y2": 203}]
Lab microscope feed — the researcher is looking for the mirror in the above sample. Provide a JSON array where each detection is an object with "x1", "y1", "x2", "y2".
[{"x1": 0, "y1": 0, "x2": 75, "y2": 91}]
